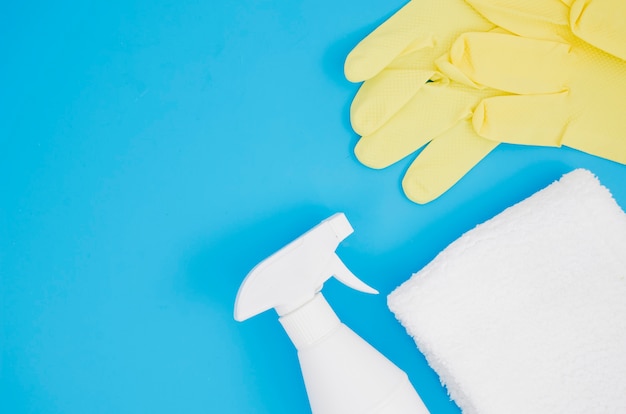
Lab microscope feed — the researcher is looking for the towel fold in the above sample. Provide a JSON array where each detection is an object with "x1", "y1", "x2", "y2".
[{"x1": 388, "y1": 169, "x2": 626, "y2": 413}]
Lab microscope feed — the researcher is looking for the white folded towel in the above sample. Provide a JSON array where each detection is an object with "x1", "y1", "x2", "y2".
[{"x1": 388, "y1": 169, "x2": 626, "y2": 414}]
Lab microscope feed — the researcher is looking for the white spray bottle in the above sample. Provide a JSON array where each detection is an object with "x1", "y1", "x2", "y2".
[{"x1": 234, "y1": 213, "x2": 429, "y2": 414}]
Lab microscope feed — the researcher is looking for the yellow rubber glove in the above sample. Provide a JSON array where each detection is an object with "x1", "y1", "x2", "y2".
[
  {"x1": 462, "y1": 0, "x2": 626, "y2": 60},
  {"x1": 566, "y1": 0, "x2": 626, "y2": 61},
  {"x1": 444, "y1": 0, "x2": 626, "y2": 164},
  {"x1": 344, "y1": 0, "x2": 501, "y2": 204}
]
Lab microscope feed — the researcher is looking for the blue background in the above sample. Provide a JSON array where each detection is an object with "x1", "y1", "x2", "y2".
[{"x1": 2, "y1": 1, "x2": 625, "y2": 413}]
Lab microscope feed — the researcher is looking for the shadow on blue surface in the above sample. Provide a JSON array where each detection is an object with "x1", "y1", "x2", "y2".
[
  {"x1": 183, "y1": 205, "x2": 339, "y2": 311},
  {"x1": 181, "y1": 205, "x2": 342, "y2": 412}
]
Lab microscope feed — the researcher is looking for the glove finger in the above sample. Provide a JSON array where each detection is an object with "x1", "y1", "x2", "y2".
[
  {"x1": 354, "y1": 82, "x2": 482, "y2": 168},
  {"x1": 402, "y1": 119, "x2": 498, "y2": 203},
  {"x1": 465, "y1": 0, "x2": 570, "y2": 42},
  {"x1": 449, "y1": 32, "x2": 571, "y2": 94},
  {"x1": 473, "y1": 93, "x2": 626, "y2": 164},
  {"x1": 345, "y1": 1, "x2": 432, "y2": 82},
  {"x1": 472, "y1": 93, "x2": 569, "y2": 147},
  {"x1": 435, "y1": 27, "x2": 514, "y2": 88},
  {"x1": 350, "y1": 68, "x2": 435, "y2": 136},
  {"x1": 345, "y1": 0, "x2": 495, "y2": 82},
  {"x1": 570, "y1": 0, "x2": 626, "y2": 61}
]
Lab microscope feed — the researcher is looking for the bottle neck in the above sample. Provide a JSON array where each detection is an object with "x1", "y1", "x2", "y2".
[{"x1": 278, "y1": 292, "x2": 341, "y2": 350}]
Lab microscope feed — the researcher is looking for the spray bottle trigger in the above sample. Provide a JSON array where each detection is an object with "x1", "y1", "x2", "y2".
[{"x1": 329, "y1": 254, "x2": 379, "y2": 295}]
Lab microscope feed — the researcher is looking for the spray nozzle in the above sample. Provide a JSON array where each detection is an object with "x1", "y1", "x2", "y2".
[{"x1": 234, "y1": 213, "x2": 378, "y2": 321}]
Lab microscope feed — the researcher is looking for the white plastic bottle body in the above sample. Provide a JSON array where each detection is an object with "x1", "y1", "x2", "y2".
[
  {"x1": 299, "y1": 325, "x2": 429, "y2": 414},
  {"x1": 279, "y1": 293, "x2": 429, "y2": 414}
]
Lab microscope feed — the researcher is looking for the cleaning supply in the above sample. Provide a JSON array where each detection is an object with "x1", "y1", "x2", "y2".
[
  {"x1": 442, "y1": 0, "x2": 626, "y2": 164},
  {"x1": 234, "y1": 213, "x2": 429, "y2": 414},
  {"x1": 388, "y1": 169, "x2": 626, "y2": 413},
  {"x1": 345, "y1": 0, "x2": 626, "y2": 204},
  {"x1": 344, "y1": 0, "x2": 501, "y2": 203}
]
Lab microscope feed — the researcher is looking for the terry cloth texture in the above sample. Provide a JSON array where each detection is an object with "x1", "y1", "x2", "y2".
[{"x1": 388, "y1": 169, "x2": 626, "y2": 414}]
